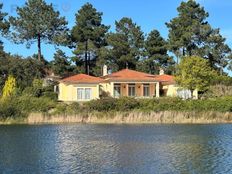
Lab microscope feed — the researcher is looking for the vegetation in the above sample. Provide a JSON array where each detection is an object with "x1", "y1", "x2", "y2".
[
  {"x1": 2, "y1": 96, "x2": 232, "y2": 121},
  {"x1": 9, "y1": 0, "x2": 69, "y2": 61},
  {"x1": 141, "y1": 29, "x2": 175, "y2": 74},
  {"x1": 175, "y1": 56, "x2": 216, "y2": 95},
  {"x1": 50, "y1": 50, "x2": 74, "y2": 77},
  {"x1": 0, "y1": 0, "x2": 232, "y2": 122},
  {"x1": 166, "y1": 0, "x2": 231, "y2": 71},
  {"x1": 2, "y1": 75, "x2": 16, "y2": 99},
  {"x1": 71, "y1": 3, "x2": 109, "y2": 75}
]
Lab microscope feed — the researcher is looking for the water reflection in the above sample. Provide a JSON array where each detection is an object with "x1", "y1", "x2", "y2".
[{"x1": 0, "y1": 124, "x2": 232, "y2": 173}]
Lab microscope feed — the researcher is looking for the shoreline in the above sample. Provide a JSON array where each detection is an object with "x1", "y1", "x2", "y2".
[{"x1": 1, "y1": 111, "x2": 232, "y2": 125}]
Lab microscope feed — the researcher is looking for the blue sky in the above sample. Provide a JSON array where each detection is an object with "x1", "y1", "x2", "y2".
[{"x1": 1, "y1": 0, "x2": 232, "y2": 67}]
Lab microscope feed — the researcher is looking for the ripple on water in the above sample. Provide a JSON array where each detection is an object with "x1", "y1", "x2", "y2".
[{"x1": 0, "y1": 124, "x2": 232, "y2": 173}]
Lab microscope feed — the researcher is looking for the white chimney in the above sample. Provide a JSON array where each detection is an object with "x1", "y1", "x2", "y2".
[
  {"x1": 159, "y1": 68, "x2": 164, "y2": 75},
  {"x1": 103, "y1": 65, "x2": 108, "y2": 76}
]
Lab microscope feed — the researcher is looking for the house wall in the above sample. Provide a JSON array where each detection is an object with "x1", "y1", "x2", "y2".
[
  {"x1": 121, "y1": 83, "x2": 127, "y2": 96},
  {"x1": 162, "y1": 84, "x2": 179, "y2": 97},
  {"x1": 101, "y1": 82, "x2": 159, "y2": 98},
  {"x1": 135, "y1": 83, "x2": 142, "y2": 96},
  {"x1": 162, "y1": 84, "x2": 198, "y2": 99},
  {"x1": 101, "y1": 82, "x2": 114, "y2": 97},
  {"x1": 58, "y1": 83, "x2": 99, "y2": 102},
  {"x1": 150, "y1": 84, "x2": 155, "y2": 97}
]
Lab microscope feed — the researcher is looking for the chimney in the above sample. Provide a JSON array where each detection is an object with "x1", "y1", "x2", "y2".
[
  {"x1": 159, "y1": 68, "x2": 164, "y2": 75},
  {"x1": 103, "y1": 65, "x2": 108, "y2": 76}
]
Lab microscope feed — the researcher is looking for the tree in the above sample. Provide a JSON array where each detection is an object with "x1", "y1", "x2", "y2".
[
  {"x1": 166, "y1": 0, "x2": 209, "y2": 58},
  {"x1": 106, "y1": 17, "x2": 144, "y2": 71},
  {"x1": 51, "y1": 49, "x2": 72, "y2": 76},
  {"x1": 143, "y1": 29, "x2": 175, "y2": 74},
  {"x1": 196, "y1": 28, "x2": 231, "y2": 71},
  {"x1": 175, "y1": 56, "x2": 216, "y2": 96},
  {"x1": 9, "y1": 0, "x2": 69, "y2": 61},
  {"x1": 2, "y1": 75, "x2": 16, "y2": 98},
  {"x1": 71, "y1": 3, "x2": 109, "y2": 75},
  {"x1": 166, "y1": 0, "x2": 231, "y2": 70},
  {"x1": 0, "y1": 3, "x2": 10, "y2": 51},
  {"x1": 0, "y1": 55, "x2": 46, "y2": 93}
]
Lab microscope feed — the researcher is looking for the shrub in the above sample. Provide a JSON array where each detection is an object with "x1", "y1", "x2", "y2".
[
  {"x1": 85, "y1": 97, "x2": 117, "y2": 111},
  {"x1": 66, "y1": 102, "x2": 80, "y2": 114},
  {"x1": 16, "y1": 96, "x2": 56, "y2": 113},
  {"x1": 116, "y1": 97, "x2": 139, "y2": 111},
  {"x1": 0, "y1": 98, "x2": 26, "y2": 120}
]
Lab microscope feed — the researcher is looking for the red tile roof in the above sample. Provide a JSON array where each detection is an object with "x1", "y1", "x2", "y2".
[
  {"x1": 61, "y1": 74, "x2": 103, "y2": 84},
  {"x1": 60, "y1": 69, "x2": 175, "y2": 84},
  {"x1": 155, "y1": 74, "x2": 175, "y2": 84},
  {"x1": 102, "y1": 69, "x2": 158, "y2": 82}
]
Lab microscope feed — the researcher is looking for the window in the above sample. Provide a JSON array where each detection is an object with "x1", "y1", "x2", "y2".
[
  {"x1": 114, "y1": 84, "x2": 121, "y2": 98},
  {"x1": 143, "y1": 84, "x2": 150, "y2": 97},
  {"x1": 85, "y1": 88, "x2": 91, "y2": 100},
  {"x1": 128, "y1": 84, "x2": 135, "y2": 96},
  {"x1": 77, "y1": 88, "x2": 92, "y2": 100}
]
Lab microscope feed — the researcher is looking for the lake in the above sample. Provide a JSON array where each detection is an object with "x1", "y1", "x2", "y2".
[{"x1": 0, "y1": 124, "x2": 232, "y2": 174}]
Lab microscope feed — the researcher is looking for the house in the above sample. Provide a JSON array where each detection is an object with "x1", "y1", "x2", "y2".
[{"x1": 58, "y1": 67, "x2": 179, "y2": 102}]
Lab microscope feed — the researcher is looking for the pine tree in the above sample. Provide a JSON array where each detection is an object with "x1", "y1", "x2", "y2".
[
  {"x1": 106, "y1": 17, "x2": 144, "y2": 71},
  {"x1": 71, "y1": 3, "x2": 109, "y2": 75},
  {"x1": 143, "y1": 29, "x2": 175, "y2": 74},
  {"x1": 0, "y1": 3, "x2": 10, "y2": 49},
  {"x1": 9, "y1": 0, "x2": 69, "y2": 62},
  {"x1": 166, "y1": 0, "x2": 231, "y2": 70},
  {"x1": 51, "y1": 50, "x2": 72, "y2": 76}
]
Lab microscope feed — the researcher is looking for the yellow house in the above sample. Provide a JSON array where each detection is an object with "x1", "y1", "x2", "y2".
[
  {"x1": 58, "y1": 68, "x2": 180, "y2": 102},
  {"x1": 58, "y1": 74, "x2": 102, "y2": 102}
]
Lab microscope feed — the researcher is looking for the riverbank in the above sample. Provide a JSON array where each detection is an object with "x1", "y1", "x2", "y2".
[{"x1": 1, "y1": 111, "x2": 232, "y2": 124}]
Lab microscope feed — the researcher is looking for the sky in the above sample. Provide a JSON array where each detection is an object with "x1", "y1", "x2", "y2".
[{"x1": 1, "y1": 0, "x2": 232, "y2": 73}]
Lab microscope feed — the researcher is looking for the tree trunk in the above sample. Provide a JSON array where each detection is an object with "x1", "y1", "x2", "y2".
[
  {"x1": 85, "y1": 40, "x2": 88, "y2": 74},
  {"x1": 190, "y1": 90, "x2": 194, "y2": 99},
  {"x1": 37, "y1": 33, "x2": 41, "y2": 62},
  {"x1": 182, "y1": 47, "x2": 185, "y2": 57},
  {"x1": 88, "y1": 51, "x2": 90, "y2": 75}
]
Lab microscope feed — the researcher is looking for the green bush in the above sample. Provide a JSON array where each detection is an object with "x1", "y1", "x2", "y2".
[
  {"x1": 66, "y1": 102, "x2": 80, "y2": 114},
  {"x1": 116, "y1": 97, "x2": 139, "y2": 111},
  {"x1": 0, "y1": 98, "x2": 26, "y2": 120},
  {"x1": 16, "y1": 96, "x2": 56, "y2": 113},
  {"x1": 85, "y1": 97, "x2": 117, "y2": 111}
]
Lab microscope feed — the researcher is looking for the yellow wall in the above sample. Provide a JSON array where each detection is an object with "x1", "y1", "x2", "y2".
[
  {"x1": 162, "y1": 84, "x2": 198, "y2": 99},
  {"x1": 59, "y1": 81, "x2": 199, "y2": 102},
  {"x1": 58, "y1": 83, "x2": 100, "y2": 102},
  {"x1": 100, "y1": 82, "x2": 114, "y2": 97},
  {"x1": 163, "y1": 84, "x2": 179, "y2": 97}
]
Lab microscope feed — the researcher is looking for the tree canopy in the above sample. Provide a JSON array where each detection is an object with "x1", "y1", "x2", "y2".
[
  {"x1": 51, "y1": 49, "x2": 73, "y2": 77},
  {"x1": 143, "y1": 29, "x2": 175, "y2": 74},
  {"x1": 71, "y1": 3, "x2": 109, "y2": 75},
  {"x1": 2, "y1": 75, "x2": 16, "y2": 99},
  {"x1": 175, "y1": 56, "x2": 216, "y2": 93},
  {"x1": 166, "y1": 0, "x2": 231, "y2": 70},
  {"x1": 106, "y1": 17, "x2": 144, "y2": 71},
  {"x1": 9, "y1": 0, "x2": 69, "y2": 61}
]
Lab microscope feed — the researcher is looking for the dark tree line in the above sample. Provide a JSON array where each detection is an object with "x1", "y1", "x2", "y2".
[{"x1": 0, "y1": 0, "x2": 232, "y2": 93}]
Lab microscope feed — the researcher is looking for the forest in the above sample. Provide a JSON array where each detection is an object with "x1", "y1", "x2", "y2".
[
  {"x1": 0, "y1": 0, "x2": 232, "y2": 121},
  {"x1": 0, "y1": 0, "x2": 232, "y2": 92}
]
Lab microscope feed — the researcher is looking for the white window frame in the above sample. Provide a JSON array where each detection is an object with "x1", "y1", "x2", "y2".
[
  {"x1": 77, "y1": 88, "x2": 92, "y2": 101},
  {"x1": 143, "y1": 84, "x2": 150, "y2": 97},
  {"x1": 114, "y1": 84, "x2": 121, "y2": 98},
  {"x1": 128, "y1": 84, "x2": 136, "y2": 97}
]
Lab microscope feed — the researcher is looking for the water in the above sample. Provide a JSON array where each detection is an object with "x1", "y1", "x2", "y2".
[{"x1": 0, "y1": 124, "x2": 232, "y2": 174}]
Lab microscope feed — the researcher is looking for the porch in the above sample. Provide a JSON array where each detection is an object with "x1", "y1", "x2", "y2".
[{"x1": 112, "y1": 82, "x2": 160, "y2": 98}]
